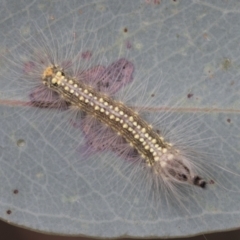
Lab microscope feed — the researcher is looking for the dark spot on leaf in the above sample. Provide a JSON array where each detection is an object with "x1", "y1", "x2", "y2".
[
  {"x1": 123, "y1": 27, "x2": 128, "y2": 33},
  {"x1": 13, "y1": 189, "x2": 19, "y2": 194},
  {"x1": 17, "y1": 139, "x2": 25, "y2": 147},
  {"x1": 187, "y1": 93, "x2": 193, "y2": 98},
  {"x1": 227, "y1": 118, "x2": 231, "y2": 123},
  {"x1": 151, "y1": 93, "x2": 155, "y2": 97},
  {"x1": 6, "y1": 210, "x2": 11, "y2": 215}
]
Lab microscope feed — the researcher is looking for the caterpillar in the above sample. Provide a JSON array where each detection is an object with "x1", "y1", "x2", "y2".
[{"x1": 1, "y1": 2, "x2": 240, "y2": 238}]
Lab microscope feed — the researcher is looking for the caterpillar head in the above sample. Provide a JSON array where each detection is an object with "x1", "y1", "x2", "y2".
[{"x1": 153, "y1": 152, "x2": 207, "y2": 188}]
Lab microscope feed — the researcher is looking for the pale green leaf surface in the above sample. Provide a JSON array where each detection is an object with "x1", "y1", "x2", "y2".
[{"x1": 0, "y1": 0, "x2": 240, "y2": 238}]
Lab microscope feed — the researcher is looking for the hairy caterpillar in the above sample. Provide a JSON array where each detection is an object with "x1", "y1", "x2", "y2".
[
  {"x1": 1, "y1": 1, "x2": 240, "y2": 239},
  {"x1": 42, "y1": 64, "x2": 207, "y2": 189}
]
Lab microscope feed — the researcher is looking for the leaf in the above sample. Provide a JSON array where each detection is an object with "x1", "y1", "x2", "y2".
[{"x1": 0, "y1": 0, "x2": 240, "y2": 238}]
